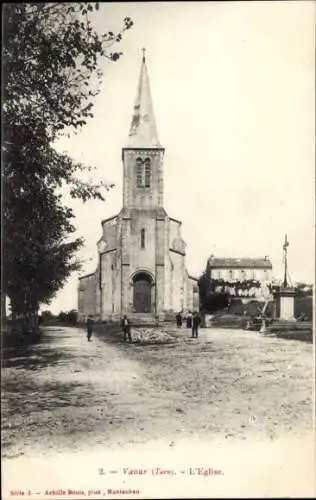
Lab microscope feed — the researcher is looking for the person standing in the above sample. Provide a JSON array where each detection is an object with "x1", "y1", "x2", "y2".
[
  {"x1": 191, "y1": 311, "x2": 201, "y2": 338},
  {"x1": 121, "y1": 315, "x2": 132, "y2": 343},
  {"x1": 176, "y1": 312, "x2": 182, "y2": 328},
  {"x1": 186, "y1": 311, "x2": 192, "y2": 329},
  {"x1": 86, "y1": 315, "x2": 94, "y2": 341}
]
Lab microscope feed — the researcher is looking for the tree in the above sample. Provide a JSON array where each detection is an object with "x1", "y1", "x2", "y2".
[
  {"x1": 40, "y1": 310, "x2": 56, "y2": 325},
  {"x1": 58, "y1": 312, "x2": 68, "y2": 323},
  {"x1": 198, "y1": 273, "x2": 210, "y2": 312},
  {"x1": 198, "y1": 272, "x2": 229, "y2": 313},
  {"x1": 2, "y1": 3, "x2": 133, "y2": 332},
  {"x1": 295, "y1": 282, "x2": 313, "y2": 296},
  {"x1": 65, "y1": 310, "x2": 78, "y2": 325},
  {"x1": 4, "y1": 180, "x2": 83, "y2": 332}
]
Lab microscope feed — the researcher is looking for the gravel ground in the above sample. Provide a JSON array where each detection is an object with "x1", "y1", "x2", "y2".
[{"x1": 2, "y1": 325, "x2": 315, "y2": 498}]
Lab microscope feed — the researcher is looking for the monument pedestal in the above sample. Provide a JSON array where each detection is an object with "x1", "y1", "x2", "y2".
[{"x1": 274, "y1": 287, "x2": 296, "y2": 321}]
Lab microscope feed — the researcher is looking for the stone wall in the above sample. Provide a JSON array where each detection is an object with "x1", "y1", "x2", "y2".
[
  {"x1": 78, "y1": 169, "x2": 197, "y2": 320},
  {"x1": 122, "y1": 149, "x2": 164, "y2": 209},
  {"x1": 129, "y1": 212, "x2": 157, "y2": 272},
  {"x1": 186, "y1": 276, "x2": 199, "y2": 312},
  {"x1": 101, "y1": 216, "x2": 118, "y2": 249},
  {"x1": 169, "y1": 250, "x2": 185, "y2": 312},
  {"x1": 100, "y1": 251, "x2": 116, "y2": 318},
  {"x1": 78, "y1": 273, "x2": 97, "y2": 321}
]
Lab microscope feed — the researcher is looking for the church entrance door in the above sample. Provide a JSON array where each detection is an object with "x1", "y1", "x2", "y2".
[{"x1": 133, "y1": 273, "x2": 152, "y2": 313}]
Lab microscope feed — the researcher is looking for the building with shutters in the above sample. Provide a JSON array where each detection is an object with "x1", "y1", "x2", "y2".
[{"x1": 206, "y1": 256, "x2": 273, "y2": 300}]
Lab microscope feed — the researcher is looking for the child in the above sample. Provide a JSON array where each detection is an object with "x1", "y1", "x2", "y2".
[{"x1": 86, "y1": 315, "x2": 94, "y2": 341}]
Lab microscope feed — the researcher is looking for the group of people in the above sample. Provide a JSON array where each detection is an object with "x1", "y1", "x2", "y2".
[
  {"x1": 176, "y1": 311, "x2": 201, "y2": 338},
  {"x1": 86, "y1": 314, "x2": 132, "y2": 342},
  {"x1": 86, "y1": 311, "x2": 201, "y2": 342}
]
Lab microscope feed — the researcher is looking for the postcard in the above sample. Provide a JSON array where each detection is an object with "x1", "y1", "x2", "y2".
[{"x1": 2, "y1": 2, "x2": 315, "y2": 499}]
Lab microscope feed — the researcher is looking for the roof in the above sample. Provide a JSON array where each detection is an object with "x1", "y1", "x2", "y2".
[
  {"x1": 188, "y1": 275, "x2": 199, "y2": 282},
  {"x1": 169, "y1": 216, "x2": 182, "y2": 225},
  {"x1": 78, "y1": 272, "x2": 95, "y2": 281},
  {"x1": 119, "y1": 207, "x2": 167, "y2": 219},
  {"x1": 101, "y1": 214, "x2": 118, "y2": 225},
  {"x1": 207, "y1": 257, "x2": 272, "y2": 269},
  {"x1": 126, "y1": 51, "x2": 161, "y2": 149}
]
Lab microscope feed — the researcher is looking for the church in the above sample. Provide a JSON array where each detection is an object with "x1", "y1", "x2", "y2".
[{"x1": 78, "y1": 52, "x2": 199, "y2": 323}]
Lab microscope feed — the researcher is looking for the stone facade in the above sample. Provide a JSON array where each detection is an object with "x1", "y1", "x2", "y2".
[{"x1": 78, "y1": 53, "x2": 198, "y2": 322}]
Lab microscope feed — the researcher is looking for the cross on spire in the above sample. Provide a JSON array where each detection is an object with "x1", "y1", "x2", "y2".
[{"x1": 126, "y1": 48, "x2": 161, "y2": 148}]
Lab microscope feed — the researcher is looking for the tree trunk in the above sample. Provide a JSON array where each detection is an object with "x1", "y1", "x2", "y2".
[
  {"x1": 9, "y1": 295, "x2": 40, "y2": 335},
  {"x1": 10, "y1": 304, "x2": 20, "y2": 334},
  {"x1": 1, "y1": 291, "x2": 6, "y2": 332}
]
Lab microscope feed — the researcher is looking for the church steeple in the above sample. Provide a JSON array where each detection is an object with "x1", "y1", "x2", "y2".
[
  {"x1": 122, "y1": 52, "x2": 164, "y2": 210},
  {"x1": 126, "y1": 49, "x2": 161, "y2": 148}
]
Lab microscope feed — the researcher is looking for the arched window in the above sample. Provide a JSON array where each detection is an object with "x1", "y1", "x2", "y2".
[
  {"x1": 136, "y1": 158, "x2": 143, "y2": 187},
  {"x1": 144, "y1": 158, "x2": 151, "y2": 187},
  {"x1": 141, "y1": 228, "x2": 145, "y2": 249},
  {"x1": 135, "y1": 157, "x2": 151, "y2": 188}
]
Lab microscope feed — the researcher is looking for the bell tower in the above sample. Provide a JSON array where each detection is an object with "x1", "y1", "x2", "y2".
[
  {"x1": 122, "y1": 50, "x2": 165, "y2": 210},
  {"x1": 78, "y1": 49, "x2": 199, "y2": 323}
]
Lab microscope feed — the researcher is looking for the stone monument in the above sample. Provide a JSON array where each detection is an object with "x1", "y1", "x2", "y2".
[{"x1": 274, "y1": 235, "x2": 296, "y2": 321}]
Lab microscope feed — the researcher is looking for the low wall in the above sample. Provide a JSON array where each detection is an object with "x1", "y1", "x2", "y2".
[
  {"x1": 204, "y1": 313, "x2": 249, "y2": 329},
  {"x1": 268, "y1": 320, "x2": 313, "y2": 343}
]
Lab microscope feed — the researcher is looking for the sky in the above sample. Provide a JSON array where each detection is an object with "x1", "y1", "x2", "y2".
[{"x1": 47, "y1": 1, "x2": 314, "y2": 313}]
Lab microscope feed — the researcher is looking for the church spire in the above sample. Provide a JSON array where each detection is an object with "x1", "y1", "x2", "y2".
[{"x1": 126, "y1": 49, "x2": 161, "y2": 148}]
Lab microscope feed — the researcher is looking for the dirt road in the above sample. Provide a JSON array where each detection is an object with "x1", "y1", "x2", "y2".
[{"x1": 2, "y1": 325, "x2": 315, "y2": 498}]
